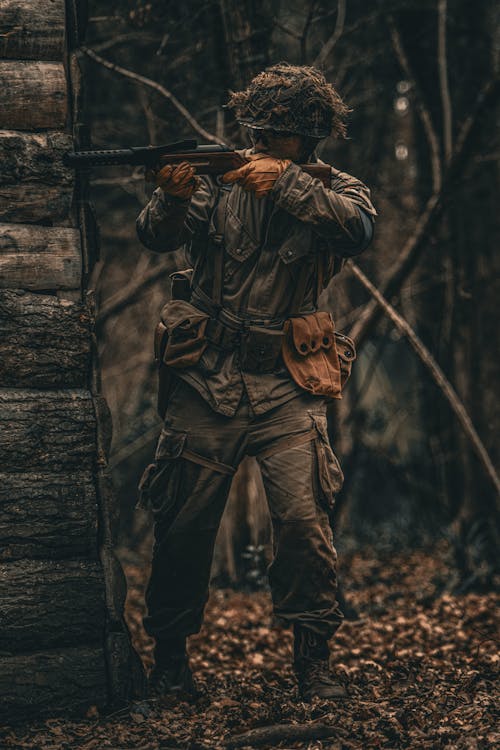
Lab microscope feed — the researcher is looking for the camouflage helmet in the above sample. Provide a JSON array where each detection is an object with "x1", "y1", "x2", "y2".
[{"x1": 226, "y1": 63, "x2": 350, "y2": 139}]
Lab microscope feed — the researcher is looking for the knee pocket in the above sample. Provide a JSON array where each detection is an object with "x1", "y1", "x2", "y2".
[
  {"x1": 310, "y1": 414, "x2": 344, "y2": 511},
  {"x1": 137, "y1": 427, "x2": 187, "y2": 515}
]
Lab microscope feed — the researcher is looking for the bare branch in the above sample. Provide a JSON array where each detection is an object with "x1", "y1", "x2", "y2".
[
  {"x1": 388, "y1": 17, "x2": 442, "y2": 192},
  {"x1": 109, "y1": 422, "x2": 160, "y2": 469},
  {"x1": 91, "y1": 33, "x2": 159, "y2": 55},
  {"x1": 97, "y1": 258, "x2": 178, "y2": 326},
  {"x1": 349, "y1": 77, "x2": 499, "y2": 346},
  {"x1": 348, "y1": 260, "x2": 500, "y2": 501},
  {"x1": 300, "y1": 1, "x2": 318, "y2": 64},
  {"x1": 313, "y1": 0, "x2": 346, "y2": 68},
  {"x1": 80, "y1": 46, "x2": 228, "y2": 145},
  {"x1": 438, "y1": 0, "x2": 453, "y2": 163},
  {"x1": 273, "y1": 20, "x2": 302, "y2": 41},
  {"x1": 225, "y1": 723, "x2": 340, "y2": 749}
]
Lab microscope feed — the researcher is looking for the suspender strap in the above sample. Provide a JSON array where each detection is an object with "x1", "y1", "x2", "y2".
[
  {"x1": 288, "y1": 259, "x2": 312, "y2": 316},
  {"x1": 210, "y1": 185, "x2": 232, "y2": 307},
  {"x1": 315, "y1": 251, "x2": 326, "y2": 307}
]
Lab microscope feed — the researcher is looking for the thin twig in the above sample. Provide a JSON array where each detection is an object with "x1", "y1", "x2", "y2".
[
  {"x1": 109, "y1": 422, "x2": 161, "y2": 469},
  {"x1": 97, "y1": 259, "x2": 177, "y2": 325},
  {"x1": 349, "y1": 77, "x2": 499, "y2": 346},
  {"x1": 90, "y1": 32, "x2": 159, "y2": 54},
  {"x1": 438, "y1": 0, "x2": 453, "y2": 164},
  {"x1": 80, "y1": 46, "x2": 227, "y2": 145},
  {"x1": 348, "y1": 260, "x2": 500, "y2": 501},
  {"x1": 388, "y1": 17, "x2": 442, "y2": 192},
  {"x1": 313, "y1": 0, "x2": 346, "y2": 67},
  {"x1": 273, "y1": 20, "x2": 302, "y2": 41},
  {"x1": 300, "y1": 1, "x2": 317, "y2": 64}
]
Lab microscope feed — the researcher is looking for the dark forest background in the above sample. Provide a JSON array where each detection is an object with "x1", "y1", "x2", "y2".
[{"x1": 80, "y1": 0, "x2": 499, "y2": 592}]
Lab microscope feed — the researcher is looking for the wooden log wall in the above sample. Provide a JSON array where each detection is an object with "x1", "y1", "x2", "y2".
[{"x1": 0, "y1": 0, "x2": 144, "y2": 722}]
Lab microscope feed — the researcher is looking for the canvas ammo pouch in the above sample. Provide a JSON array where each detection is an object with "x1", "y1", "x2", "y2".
[
  {"x1": 282, "y1": 311, "x2": 355, "y2": 399},
  {"x1": 159, "y1": 299, "x2": 209, "y2": 368}
]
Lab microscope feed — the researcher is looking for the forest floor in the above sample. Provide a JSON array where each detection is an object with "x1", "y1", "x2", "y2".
[{"x1": 1, "y1": 544, "x2": 498, "y2": 750}]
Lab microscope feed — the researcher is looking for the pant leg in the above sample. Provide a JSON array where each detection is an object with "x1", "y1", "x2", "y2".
[
  {"x1": 141, "y1": 379, "x2": 247, "y2": 642},
  {"x1": 250, "y1": 396, "x2": 344, "y2": 640}
]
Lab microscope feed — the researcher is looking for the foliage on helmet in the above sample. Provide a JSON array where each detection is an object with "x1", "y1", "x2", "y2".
[{"x1": 226, "y1": 63, "x2": 350, "y2": 139}]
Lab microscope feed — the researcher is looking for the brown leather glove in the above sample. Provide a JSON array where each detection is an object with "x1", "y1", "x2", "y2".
[
  {"x1": 153, "y1": 161, "x2": 200, "y2": 200},
  {"x1": 222, "y1": 153, "x2": 291, "y2": 198}
]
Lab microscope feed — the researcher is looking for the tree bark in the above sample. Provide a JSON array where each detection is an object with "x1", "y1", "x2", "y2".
[
  {"x1": 0, "y1": 646, "x2": 107, "y2": 723},
  {"x1": 0, "y1": 130, "x2": 74, "y2": 223},
  {"x1": 0, "y1": 0, "x2": 66, "y2": 60},
  {"x1": 0, "y1": 471, "x2": 97, "y2": 561},
  {"x1": 0, "y1": 290, "x2": 91, "y2": 388},
  {"x1": 0, "y1": 558, "x2": 105, "y2": 652},
  {"x1": 0, "y1": 61, "x2": 67, "y2": 130},
  {"x1": 0, "y1": 223, "x2": 82, "y2": 290},
  {"x1": 0, "y1": 389, "x2": 96, "y2": 473}
]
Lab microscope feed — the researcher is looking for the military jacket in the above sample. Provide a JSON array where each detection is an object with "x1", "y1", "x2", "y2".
[{"x1": 136, "y1": 152, "x2": 376, "y2": 416}]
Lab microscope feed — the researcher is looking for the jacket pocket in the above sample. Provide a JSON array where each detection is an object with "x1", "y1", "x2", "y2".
[
  {"x1": 335, "y1": 332, "x2": 356, "y2": 390},
  {"x1": 223, "y1": 204, "x2": 259, "y2": 262},
  {"x1": 137, "y1": 428, "x2": 187, "y2": 515},
  {"x1": 311, "y1": 414, "x2": 344, "y2": 510}
]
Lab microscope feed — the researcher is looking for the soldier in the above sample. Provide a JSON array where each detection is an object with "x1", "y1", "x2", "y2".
[{"x1": 136, "y1": 63, "x2": 376, "y2": 701}]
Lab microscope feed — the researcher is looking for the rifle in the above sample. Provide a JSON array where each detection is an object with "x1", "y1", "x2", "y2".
[{"x1": 63, "y1": 139, "x2": 332, "y2": 186}]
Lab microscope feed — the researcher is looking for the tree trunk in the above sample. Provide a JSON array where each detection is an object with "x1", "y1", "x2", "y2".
[
  {"x1": 0, "y1": 647, "x2": 107, "y2": 723},
  {"x1": 0, "y1": 130, "x2": 74, "y2": 223},
  {"x1": 0, "y1": 559, "x2": 105, "y2": 652},
  {"x1": 0, "y1": 224, "x2": 82, "y2": 290},
  {"x1": 0, "y1": 61, "x2": 68, "y2": 129},
  {"x1": 0, "y1": 389, "x2": 96, "y2": 473},
  {"x1": 0, "y1": 290, "x2": 91, "y2": 388},
  {"x1": 0, "y1": 0, "x2": 66, "y2": 60},
  {"x1": 0, "y1": 472, "x2": 97, "y2": 561}
]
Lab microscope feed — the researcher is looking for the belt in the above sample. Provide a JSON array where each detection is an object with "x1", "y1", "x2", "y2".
[{"x1": 191, "y1": 286, "x2": 286, "y2": 352}]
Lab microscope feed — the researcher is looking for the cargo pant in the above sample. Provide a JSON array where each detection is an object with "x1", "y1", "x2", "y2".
[{"x1": 139, "y1": 378, "x2": 344, "y2": 644}]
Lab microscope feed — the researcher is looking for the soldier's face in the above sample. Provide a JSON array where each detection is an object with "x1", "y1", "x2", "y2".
[{"x1": 251, "y1": 129, "x2": 306, "y2": 162}]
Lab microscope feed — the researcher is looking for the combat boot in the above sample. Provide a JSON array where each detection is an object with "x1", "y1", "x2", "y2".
[
  {"x1": 149, "y1": 638, "x2": 198, "y2": 699},
  {"x1": 293, "y1": 625, "x2": 347, "y2": 701}
]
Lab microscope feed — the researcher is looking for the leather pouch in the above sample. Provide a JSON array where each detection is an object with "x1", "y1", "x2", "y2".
[
  {"x1": 282, "y1": 312, "x2": 342, "y2": 399},
  {"x1": 240, "y1": 326, "x2": 283, "y2": 373}
]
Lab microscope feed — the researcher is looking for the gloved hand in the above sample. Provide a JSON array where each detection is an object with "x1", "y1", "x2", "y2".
[
  {"x1": 151, "y1": 161, "x2": 200, "y2": 200},
  {"x1": 222, "y1": 153, "x2": 291, "y2": 198}
]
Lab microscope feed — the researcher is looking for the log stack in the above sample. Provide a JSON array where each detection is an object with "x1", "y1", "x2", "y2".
[{"x1": 0, "y1": 0, "x2": 144, "y2": 721}]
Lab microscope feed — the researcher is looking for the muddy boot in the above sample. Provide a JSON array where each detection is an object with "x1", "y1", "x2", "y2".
[
  {"x1": 293, "y1": 625, "x2": 347, "y2": 701},
  {"x1": 149, "y1": 638, "x2": 198, "y2": 699}
]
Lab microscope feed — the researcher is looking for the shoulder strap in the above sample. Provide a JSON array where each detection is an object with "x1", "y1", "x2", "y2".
[
  {"x1": 288, "y1": 260, "x2": 312, "y2": 316},
  {"x1": 210, "y1": 184, "x2": 231, "y2": 307},
  {"x1": 191, "y1": 183, "x2": 232, "y2": 309}
]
